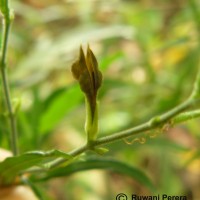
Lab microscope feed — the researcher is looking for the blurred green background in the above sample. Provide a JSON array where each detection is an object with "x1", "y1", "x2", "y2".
[{"x1": 0, "y1": 0, "x2": 200, "y2": 199}]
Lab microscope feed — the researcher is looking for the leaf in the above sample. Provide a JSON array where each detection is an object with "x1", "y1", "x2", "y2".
[
  {"x1": 93, "y1": 147, "x2": 109, "y2": 155},
  {"x1": 39, "y1": 85, "x2": 82, "y2": 134},
  {"x1": 36, "y1": 158, "x2": 156, "y2": 193},
  {"x1": 99, "y1": 51, "x2": 125, "y2": 70},
  {"x1": 0, "y1": 150, "x2": 71, "y2": 185},
  {"x1": 43, "y1": 149, "x2": 71, "y2": 158}
]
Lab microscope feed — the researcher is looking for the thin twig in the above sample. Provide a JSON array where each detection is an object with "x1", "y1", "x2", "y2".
[
  {"x1": 23, "y1": 64, "x2": 200, "y2": 174},
  {"x1": 25, "y1": 96, "x2": 199, "y2": 174},
  {"x1": 173, "y1": 109, "x2": 200, "y2": 124},
  {"x1": 0, "y1": 4, "x2": 19, "y2": 155},
  {"x1": 94, "y1": 98, "x2": 194, "y2": 146}
]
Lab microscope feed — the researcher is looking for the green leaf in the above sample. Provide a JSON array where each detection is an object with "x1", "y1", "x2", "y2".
[
  {"x1": 93, "y1": 147, "x2": 109, "y2": 155},
  {"x1": 39, "y1": 85, "x2": 82, "y2": 134},
  {"x1": 42, "y1": 149, "x2": 71, "y2": 158},
  {"x1": 36, "y1": 158, "x2": 156, "y2": 193},
  {"x1": 99, "y1": 51, "x2": 125, "y2": 70},
  {"x1": 0, "y1": 150, "x2": 70, "y2": 185}
]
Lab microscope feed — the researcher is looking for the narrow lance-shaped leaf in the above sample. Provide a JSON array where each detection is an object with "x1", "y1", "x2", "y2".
[
  {"x1": 0, "y1": 150, "x2": 71, "y2": 185},
  {"x1": 39, "y1": 85, "x2": 82, "y2": 134},
  {"x1": 34, "y1": 158, "x2": 156, "y2": 193}
]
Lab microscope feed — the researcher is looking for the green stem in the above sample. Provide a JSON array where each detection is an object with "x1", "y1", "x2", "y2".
[
  {"x1": 0, "y1": 13, "x2": 19, "y2": 155},
  {"x1": 23, "y1": 97, "x2": 200, "y2": 176},
  {"x1": 28, "y1": 97, "x2": 198, "y2": 173},
  {"x1": 1, "y1": 20, "x2": 10, "y2": 68},
  {"x1": 94, "y1": 98, "x2": 194, "y2": 146},
  {"x1": 23, "y1": 65, "x2": 200, "y2": 175},
  {"x1": 1, "y1": 68, "x2": 19, "y2": 156},
  {"x1": 173, "y1": 109, "x2": 200, "y2": 124},
  {"x1": 48, "y1": 145, "x2": 87, "y2": 169},
  {"x1": 85, "y1": 97, "x2": 99, "y2": 145}
]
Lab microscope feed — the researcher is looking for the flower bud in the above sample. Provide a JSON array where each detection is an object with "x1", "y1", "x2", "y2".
[{"x1": 71, "y1": 46, "x2": 102, "y2": 142}]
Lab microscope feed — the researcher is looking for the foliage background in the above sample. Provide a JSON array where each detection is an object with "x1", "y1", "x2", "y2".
[{"x1": 0, "y1": 0, "x2": 200, "y2": 199}]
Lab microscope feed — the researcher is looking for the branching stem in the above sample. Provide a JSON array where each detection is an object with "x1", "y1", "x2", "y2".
[
  {"x1": 42, "y1": 65, "x2": 200, "y2": 170},
  {"x1": 27, "y1": 95, "x2": 200, "y2": 174}
]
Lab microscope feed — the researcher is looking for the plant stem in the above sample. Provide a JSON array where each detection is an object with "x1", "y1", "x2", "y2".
[
  {"x1": 49, "y1": 144, "x2": 88, "y2": 169},
  {"x1": 94, "y1": 98, "x2": 194, "y2": 146},
  {"x1": 1, "y1": 68, "x2": 18, "y2": 155},
  {"x1": 173, "y1": 109, "x2": 200, "y2": 124},
  {"x1": 23, "y1": 66, "x2": 200, "y2": 175},
  {"x1": 26, "y1": 98, "x2": 199, "y2": 175},
  {"x1": 0, "y1": 14, "x2": 19, "y2": 155},
  {"x1": 42, "y1": 97, "x2": 197, "y2": 170}
]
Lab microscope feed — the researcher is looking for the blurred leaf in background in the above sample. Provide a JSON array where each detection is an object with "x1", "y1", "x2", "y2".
[{"x1": 0, "y1": 0, "x2": 200, "y2": 199}]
